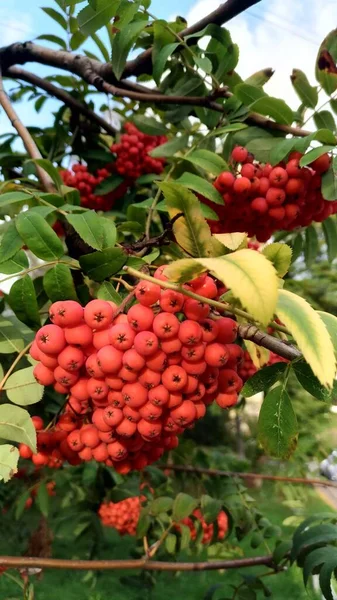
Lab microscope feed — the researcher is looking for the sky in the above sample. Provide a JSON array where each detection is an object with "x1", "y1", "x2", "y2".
[{"x1": 0, "y1": 0, "x2": 336, "y2": 134}]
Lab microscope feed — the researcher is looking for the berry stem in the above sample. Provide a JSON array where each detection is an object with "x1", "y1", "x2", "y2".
[
  {"x1": 0, "y1": 261, "x2": 80, "y2": 286},
  {"x1": 0, "y1": 341, "x2": 33, "y2": 392}
]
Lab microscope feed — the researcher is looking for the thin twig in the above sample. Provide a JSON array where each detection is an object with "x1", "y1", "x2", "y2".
[
  {"x1": 124, "y1": 213, "x2": 184, "y2": 253},
  {"x1": 0, "y1": 341, "x2": 33, "y2": 392}
]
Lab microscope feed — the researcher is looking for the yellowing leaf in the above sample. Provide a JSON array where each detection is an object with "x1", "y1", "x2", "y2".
[
  {"x1": 213, "y1": 232, "x2": 247, "y2": 251},
  {"x1": 164, "y1": 249, "x2": 278, "y2": 326},
  {"x1": 244, "y1": 340, "x2": 270, "y2": 368},
  {"x1": 0, "y1": 444, "x2": 19, "y2": 482},
  {"x1": 276, "y1": 290, "x2": 335, "y2": 387},
  {"x1": 262, "y1": 243, "x2": 292, "y2": 277},
  {"x1": 159, "y1": 182, "x2": 214, "y2": 258},
  {"x1": 317, "y1": 311, "x2": 337, "y2": 359}
]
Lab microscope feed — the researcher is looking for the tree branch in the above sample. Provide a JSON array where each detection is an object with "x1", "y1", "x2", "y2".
[
  {"x1": 161, "y1": 465, "x2": 337, "y2": 489},
  {"x1": 238, "y1": 324, "x2": 301, "y2": 361},
  {"x1": 6, "y1": 66, "x2": 117, "y2": 136},
  {"x1": 0, "y1": 554, "x2": 277, "y2": 571}
]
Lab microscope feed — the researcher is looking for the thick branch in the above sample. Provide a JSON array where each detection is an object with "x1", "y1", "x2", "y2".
[
  {"x1": 162, "y1": 466, "x2": 337, "y2": 489},
  {"x1": 238, "y1": 324, "x2": 301, "y2": 361},
  {"x1": 0, "y1": 554, "x2": 276, "y2": 571},
  {"x1": 122, "y1": 0, "x2": 263, "y2": 78},
  {"x1": 6, "y1": 66, "x2": 117, "y2": 136}
]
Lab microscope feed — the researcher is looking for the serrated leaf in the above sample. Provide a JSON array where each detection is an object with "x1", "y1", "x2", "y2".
[
  {"x1": 132, "y1": 116, "x2": 167, "y2": 136},
  {"x1": 0, "y1": 317, "x2": 25, "y2": 354},
  {"x1": 322, "y1": 156, "x2": 337, "y2": 201},
  {"x1": 0, "y1": 222, "x2": 23, "y2": 264},
  {"x1": 291, "y1": 69, "x2": 318, "y2": 109},
  {"x1": 165, "y1": 249, "x2": 278, "y2": 326},
  {"x1": 293, "y1": 360, "x2": 332, "y2": 402},
  {"x1": 184, "y1": 149, "x2": 228, "y2": 176},
  {"x1": 244, "y1": 339, "x2": 270, "y2": 368},
  {"x1": 66, "y1": 211, "x2": 104, "y2": 250},
  {"x1": 16, "y1": 212, "x2": 64, "y2": 261},
  {"x1": 172, "y1": 493, "x2": 198, "y2": 521},
  {"x1": 159, "y1": 182, "x2": 214, "y2": 258},
  {"x1": 136, "y1": 509, "x2": 151, "y2": 538},
  {"x1": 291, "y1": 233, "x2": 303, "y2": 263},
  {"x1": 213, "y1": 232, "x2": 247, "y2": 251},
  {"x1": 0, "y1": 191, "x2": 31, "y2": 206},
  {"x1": 94, "y1": 174, "x2": 124, "y2": 195},
  {"x1": 78, "y1": 0, "x2": 120, "y2": 36},
  {"x1": 4, "y1": 367, "x2": 44, "y2": 406},
  {"x1": 0, "y1": 250, "x2": 28, "y2": 275},
  {"x1": 153, "y1": 42, "x2": 179, "y2": 85},
  {"x1": 37, "y1": 34, "x2": 67, "y2": 49},
  {"x1": 258, "y1": 385, "x2": 298, "y2": 458},
  {"x1": 79, "y1": 247, "x2": 126, "y2": 281},
  {"x1": 276, "y1": 289, "x2": 335, "y2": 387},
  {"x1": 208, "y1": 123, "x2": 248, "y2": 137},
  {"x1": 246, "y1": 137, "x2": 285, "y2": 163},
  {"x1": 314, "y1": 110, "x2": 336, "y2": 132},
  {"x1": 0, "y1": 404, "x2": 36, "y2": 451},
  {"x1": 250, "y1": 97, "x2": 294, "y2": 125},
  {"x1": 43, "y1": 264, "x2": 78, "y2": 302},
  {"x1": 174, "y1": 173, "x2": 224, "y2": 205},
  {"x1": 241, "y1": 362, "x2": 288, "y2": 397},
  {"x1": 299, "y1": 146, "x2": 335, "y2": 167},
  {"x1": 42, "y1": 7, "x2": 67, "y2": 29},
  {"x1": 151, "y1": 496, "x2": 173, "y2": 515},
  {"x1": 0, "y1": 444, "x2": 19, "y2": 482},
  {"x1": 322, "y1": 217, "x2": 337, "y2": 261},
  {"x1": 269, "y1": 138, "x2": 296, "y2": 166},
  {"x1": 262, "y1": 243, "x2": 292, "y2": 277},
  {"x1": 304, "y1": 225, "x2": 319, "y2": 268},
  {"x1": 97, "y1": 281, "x2": 122, "y2": 304},
  {"x1": 8, "y1": 276, "x2": 40, "y2": 329},
  {"x1": 149, "y1": 134, "x2": 188, "y2": 158},
  {"x1": 112, "y1": 19, "x2": 149, "y2": 79},
  {"x1": 316, "y1": 311, "x2": 337, "y2": 358},
  {"x1": 36, "y1": 483, "x2": 49, "y2": 517},
  {"x1": 235, "y1": 83, "x2": 266, "y2": 105}
]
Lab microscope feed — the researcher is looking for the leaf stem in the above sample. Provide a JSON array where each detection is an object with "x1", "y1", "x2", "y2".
[
  {"x1": 0, "y1": 340, "x2": 33, "y2": 392},
  {"x1": 0, "y1": 260, "x2": 80, "y2": 286}
]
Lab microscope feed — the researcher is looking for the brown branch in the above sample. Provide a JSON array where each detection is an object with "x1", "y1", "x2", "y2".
[
  {"x1": 0, "y1": 554, "x2": 276, "y2": 571},
  {"x1": 6, "y1": 66, "x2": 117, "y2": 136},
  {"x1": 0, "y1": 66, "x2": 54, "y2": 192},
  {"x1": 238, "y1": 324, "x2": 301, "y2": 361},
  {"x1": 122, "y1": 213, "x2": 184, "y2": 253},
  {"x1": 162, "y1": 465, "x2": 337, "y2": 488}
]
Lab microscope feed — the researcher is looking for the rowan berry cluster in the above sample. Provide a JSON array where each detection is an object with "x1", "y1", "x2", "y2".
[
  {"x1": 110, "y1": 122, "x2": 167, "y2": 179},
  {"x1": 209, "y1": 146, "x2": 337, "y2": 242},
  {"x1": 20, "y1": 271, "x2": 244, "y2": 473},
  {"x1": 238, "y1": 351, "x2": 288, "y2": 382},
  {"x1": 179, "y1": 509, "x2": 228, "y2": 544},
  {"x1": 61, "y1": 164, "x2": 128, "y2": 211},
  {"x1": 98, "y1": 496, "x2": 142, "y2": 535}
]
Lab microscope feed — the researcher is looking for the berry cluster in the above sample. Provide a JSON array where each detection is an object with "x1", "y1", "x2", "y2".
[
  {"x1": 208, "y1": 146, "x2": 337, "y2": 242},
  {"x1": 238, "y1": 351, "x2": 288, "y2": 383},
  {"x1": 98, "y1": 496, "x2": 142, "y2": 535},
  {"x1": 22, "y1": 272, "x2": 244, "y2": 473},
  {"x1": 61, "y1": 164, "x2": 129, "y2": 211},
  {"x1": 19, "y1": 416, "x2": 82, "y2": 468},
  {"x1": 179, "y1": 509, "x2": 228, "y2": 544},
  {"x1": 111, "y1": 122, "x2": 167, "y2": 179}
]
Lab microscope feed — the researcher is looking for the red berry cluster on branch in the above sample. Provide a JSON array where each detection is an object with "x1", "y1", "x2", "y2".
[
  {"x1": 208, "y1": 147, "x2": 337, "y2": 242},
  {"x1": 61, "y1": 164, "x2": 129, "y2": 211},
  {"x1": 21, "y1": 273, "x2": 244, "y2": 474},
  {"x1": 180, "y1": 509, "x2": 228, "y2": 544},
  {"x1": 98, "y1": 496, "x2": 142, "y2": 535},
  {"x1": 238, "y1": 351, "x2": 288, "y2": 383},
  {"x1": 111, "y1": 122, "x2": 167, "y2": 179}
]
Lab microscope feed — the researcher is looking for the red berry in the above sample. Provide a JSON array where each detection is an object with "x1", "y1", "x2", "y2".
[{"x1": 231, "y1": 146, "x2": 248, "y2": 163}]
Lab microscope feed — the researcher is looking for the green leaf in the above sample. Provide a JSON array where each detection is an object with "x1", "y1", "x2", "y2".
[
  {"x1": 184, "y1": 149, "x2": 228, "y2": 176},
  {"x1": 174, "y1": 173, "x2": 224, "y2": 205},
  {"x1": 136, "y1": 509, "x2": 151, "y2": 538},
  {"x1": 95, "y1": 174, "x2": 124, "y2": 195},
  {"x1": 0, "y1": 444, "x2": 19, "y2": 482},
  {"x1": 322, "y1": 217, "x2": 337, "y2": 261},
  {"x1": 159, "y1": 182, "x2": 213, "y2": 258},
  {"x1": 315, "y1": 29, "x2": 337, "y2": 95},
  {"x1": 249, "y1": 97, "x2": 294, "y2": 125},
  {"x1": 151, "y1": 496, "x2": 173, "y2": 516},
  {"x1": 5, "y1": 367, "x2": 44, "y2": 406},
  {"x1": 293, "y1": 361, "x2": 332, "y2": 402},
  {"x1": 66, "y1": 211, "x2": 105, "y2": 250},
  {"x1": 262, "y1": 243, "x2": 292, "y2": 277},
  {"x1": 258, "y1": 385, "x2": 298, "y2": 458},
  {"x1": 290, "y1": 69, "x2": 318, "y2": 109},
  {"x1": 42, "y1": 7, "x2": 67, "y2": 29},
  {"x1": 112, "y1": 19, "x2": 149, "y2": 79},
  {"x1": 165, "y1": 533, "x2": 177, "y2": 554},
  {"x1": 0, "y1": 317, "x2": 25, "y2": 354},
  {"x1": 97, "y1": 281, "x2": 122, "y2": 304},
  {"x1": 149, "y1": 134, "x2": 188, "y2": 158},
  {"x1": 0, "y1": 191, "x2": 31, "y2": 206},
  {"x1": 317, "y1": 311, "x2": 337, "y2": 358},
  {"x1": 246, "y1": 137, "x2": 285, "y2": 164},
  {"x1": 291, "y1": 233, "x2": 303, "y2": 263},
  {"x1": 37, "y1": 34, "x2": 67, "y2": 49},
  {"x1": 314, "y1": 110, "x2": 336, "y2": 132},
  {"x1": 294, "y1": 129, "x2": 337, "y2": 152},
  {"x1": 0, "y1": 404, "x2": 36, "y2": 451},
  {"x1": 79, "y1": 247, "x2": 127, "y2": 281},
  {"x1": 36, "y1": 483, "x2": 49, "y2": 517},
  {"x1": 28, "y1": 159, "x2": 63, "y2": 191},
  {"x1": 208, "y1": 123, "x2": 248, "y2": 137},
  {"x1": 172, "y1": 493, "x2": 198, "y2": 521},
  {"x1": 0, "y1": 222, "x2": 23, "y2": 264},
  {"x1": 153, "y1": 43, "x2": 179, "y2": 85},
  {"x1": 299, "y1": 146, "x2": 335, "y2": 167},
  {"x1": 8, "y1": 276, "x2": 40, "y2": 329},
  {"x1": 0, "y1": 250, "x2": 29, "y2": 275},
  {"x1": 269, "y1": 139, "x2": 296, "y2": 166},
  {"x1": 276, "y1": 289, "x2": 335, "y2": 387},
  {"x1": 304, "y1": 225, "x2": 319, "y2": 268},
  {"x1": 43, "y1": 264, "x2": 78, "y2": 302},
  {"x1": 235, "y1": 83, "x2": 266, "y2": 105},
  {"x1": 245, "y1": 68, "x2": 274, "y2": 87},
  {"x1": 241, "y1": 363, "x2": 288, "y2": 397},
  {"x1": 16, "y1": 212, "x2": 64, "y2": 261},
  {"x1": 132, "y1": 116, "x2": 167, "y2": 136},
  {"x1": 200, "y1": 495, "x2": 222, "y2": 524},
  {"x1": 322, "y1": 156, "x2": 337, "y2": 201},
  {"x1": 92, "y1": 32, "x2": 110, "y2": 62},
  {"x1": 78, "y1": 0, "x2": 120, "y2": 36}
]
